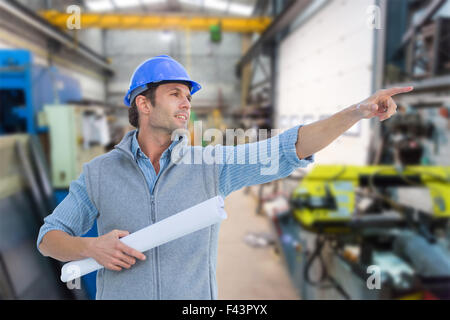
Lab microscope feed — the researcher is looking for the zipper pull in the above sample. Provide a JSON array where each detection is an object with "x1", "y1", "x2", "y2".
[{"x1": 150, "y1": 195, "x2": 155, "y2": 223}]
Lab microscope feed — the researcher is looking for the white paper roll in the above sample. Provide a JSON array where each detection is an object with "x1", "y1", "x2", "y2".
[{"x1": 61, "y1": 196, "x2": 227, "y2": 282}]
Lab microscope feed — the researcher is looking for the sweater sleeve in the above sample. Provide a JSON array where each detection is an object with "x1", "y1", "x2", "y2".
[
  {"x1": 217, "y1": 125, "x2": 314, "y2": 198},
  {"x1": 36, "y1": 172, "x2": 98, "y2": 254}
]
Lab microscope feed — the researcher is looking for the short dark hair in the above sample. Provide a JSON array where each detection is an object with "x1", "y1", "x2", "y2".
[
  {"x1": 128, "y1": 85, "x2": 156, "y2": 128},
  {"x1": 128, "y1": 80, "x2": 192, "y2": 128}
]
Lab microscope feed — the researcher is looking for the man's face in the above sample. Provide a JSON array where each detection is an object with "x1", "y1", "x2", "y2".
[{"x1": 145, "y1": 82, "x2": 192, "y2": 134}]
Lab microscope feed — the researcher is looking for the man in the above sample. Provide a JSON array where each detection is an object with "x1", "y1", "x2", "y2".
[{"x1": 37, "y1": 55, "x2": 413, "y2": 299}]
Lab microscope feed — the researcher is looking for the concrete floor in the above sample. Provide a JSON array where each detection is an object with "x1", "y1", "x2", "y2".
[{"x1": 216, "y1": 187, "x2": 300, "y2": 300}]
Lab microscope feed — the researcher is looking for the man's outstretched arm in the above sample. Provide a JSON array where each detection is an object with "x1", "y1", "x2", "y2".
[{"x1": 295, "y1": 86, "x2": 414, "y2": 159}]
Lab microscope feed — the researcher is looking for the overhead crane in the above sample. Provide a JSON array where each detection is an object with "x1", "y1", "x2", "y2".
[{"x1": 39, "y1": 10, "x2": 272, "y2": 33}]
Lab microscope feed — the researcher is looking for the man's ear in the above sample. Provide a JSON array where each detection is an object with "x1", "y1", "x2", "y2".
[{"x1": 135, "y1": 95, "x2": 152, "y2": 116}]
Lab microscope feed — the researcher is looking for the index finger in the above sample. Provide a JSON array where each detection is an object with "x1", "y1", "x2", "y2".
[
  {"x1": 117, "y1": 241, "x2": 146, "y2": 261},
  {"x1": 381, "y1": 86, "x2": 414, "y2": 97}
]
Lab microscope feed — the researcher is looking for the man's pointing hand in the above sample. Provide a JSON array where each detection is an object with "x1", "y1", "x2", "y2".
[{"x1": 355, "y1": 86, "x2": 414, "y2": 122}]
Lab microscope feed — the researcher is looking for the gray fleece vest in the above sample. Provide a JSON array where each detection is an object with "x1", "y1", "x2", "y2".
[{"x1": 83, "y1": 130, "x2": 221, "y2": 300}]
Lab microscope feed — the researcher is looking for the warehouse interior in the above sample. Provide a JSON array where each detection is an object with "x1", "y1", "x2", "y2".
[{"x1": 0, "y1": 0, "x2": 450, "y2": 300}]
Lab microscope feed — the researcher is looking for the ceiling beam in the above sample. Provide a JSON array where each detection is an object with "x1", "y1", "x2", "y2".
[
  {"x1": 40, "y1": 10, "x2": 272, "y2": 33},
  {"x1": 401, "y1": 0, "x2": 446, "y2": 47},
  {"x1": 252, "y1": 0, "x2": 270, "y2": 16},
  {"x1": 236, "y1": 0, "x2": 312, "y2": 74},
  {"x1": 0, "y1": 0, "x2": 113, "y2": 72}
]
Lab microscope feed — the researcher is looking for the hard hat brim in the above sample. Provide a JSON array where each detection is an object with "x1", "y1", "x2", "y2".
[{"x1": 124, "y1": 79, "x2": 202, "y2": 107}]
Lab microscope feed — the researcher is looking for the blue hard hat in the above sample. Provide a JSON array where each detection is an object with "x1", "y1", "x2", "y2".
[{"x1": 124, "y1": 55, "x2": 202, "y2": 107}]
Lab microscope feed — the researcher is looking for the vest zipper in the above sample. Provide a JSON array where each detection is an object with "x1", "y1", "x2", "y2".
[
  {"x1": 150, "y1": 195, "x2": 156, "y2": 223},
  {"x1": 150, "y1": 194, "x2": 160, "y2": 299},
  {"x1": 117, "y1": 144, "x2": 181, "y2": 300},
  {"x1": 122, "y1": 155, "x2": 159, "y2": 300},
  {"x1": 151, "y1": 156, "x2": 178, "y2": 300}
]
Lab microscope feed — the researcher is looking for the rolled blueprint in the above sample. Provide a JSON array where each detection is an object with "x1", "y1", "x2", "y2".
[{"x1": 61, "y1": 196, "x2": 227, "y2": 282}]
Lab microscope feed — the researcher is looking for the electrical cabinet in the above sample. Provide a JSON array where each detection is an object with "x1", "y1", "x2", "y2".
[{"x1": 44, "y1": 105, "x2": 109, "y2": 188}]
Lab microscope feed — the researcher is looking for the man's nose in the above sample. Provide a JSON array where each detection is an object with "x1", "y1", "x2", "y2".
[{"x1": 180, "y1": 99, "x2": 191, "y2": 110}]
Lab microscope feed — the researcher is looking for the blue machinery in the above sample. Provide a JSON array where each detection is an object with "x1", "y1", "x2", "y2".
[
  {"x1": 0, "y1": 49, "x2": 97, "y2": 299},
  {"x1": 0, "y1": 50, "x2": 81, "y2": 134}
]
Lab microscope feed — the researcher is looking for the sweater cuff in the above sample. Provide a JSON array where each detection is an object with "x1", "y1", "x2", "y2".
[
  {"x1": 280, "y1": 125, "x2": 315, "y2": 168},
  {"x1": 36, "y1": 225, "x2": 58, "y2": 254}
]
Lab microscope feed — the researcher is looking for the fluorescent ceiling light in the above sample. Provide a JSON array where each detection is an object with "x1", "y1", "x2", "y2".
[
  {"x1": 140, "y1": 0, "x2": 166, "y2": 5},
  {"x1": 87, "y1": 0, "x2": 165, "y2": 12},
  {"x1": 180, "y1": 0, "x2": 254, "y2": 16},
  {"x1": 179, "y1": 0, "x2": 202, "y2": 7},
  {"x1": 114, "y1": 0, "x2": 141, "y2": 8},
  {"x1": 229, "y1": 3, "x2": 253, "y2": 16},
  {"x1": 160, "y1": 30, "x2": 173, "y2": 42},
  {"x1": 114, "y1": 0, "x2": 166, "y2": 8},
  {"x1": 86, "y1": 0, "x2": 114, "y2": 12},
  {"x1": 204, "y1": 0, "x2": 228, "y2": 11},
  {"x1": 180, "y1": 0, "x2": 202, "y2": 5}
]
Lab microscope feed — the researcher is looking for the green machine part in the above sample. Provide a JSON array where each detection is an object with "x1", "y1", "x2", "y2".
[
  {"x1": 0, "y1": 134, "x2": 30, "y2": 200},
  {"x1": 189, "y1": 109, "x2": 198, "y2": 123},
  {"x1": 188, "y1": 110, "x2": 208, "y2": 147},
  {"x1": 291, "y1": 165, "x2": 450, "y2": 231},
  {"x1": 44, "y1": 105, "x2": 78, "y2": 189},
  {"x1": 210, "y1": 23, "x2": 222, "y2": 43},
  {"x1": 44, "y1": 105, "x2": 107, "y2": 189}
]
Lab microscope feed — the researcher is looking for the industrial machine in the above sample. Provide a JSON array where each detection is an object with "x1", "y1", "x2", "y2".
[
  {"x1": 274, "y1": 165, "x2": 450, "y2": 300},
  {"x1": 42, "y1": 104, "x2": 109, "y2": 189},
  {"x1": 0, "y1": 134, "x2": 84, "y2": 299},
  {"x1": 0, "y1": 49, "x2": 82, "y2": 135},
  {"x1": 268, "y1": 1, "x2": 447, "y2": 300},
  {"x1": 0, "y1": 49, "x2": 108, "y2": 299}
]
